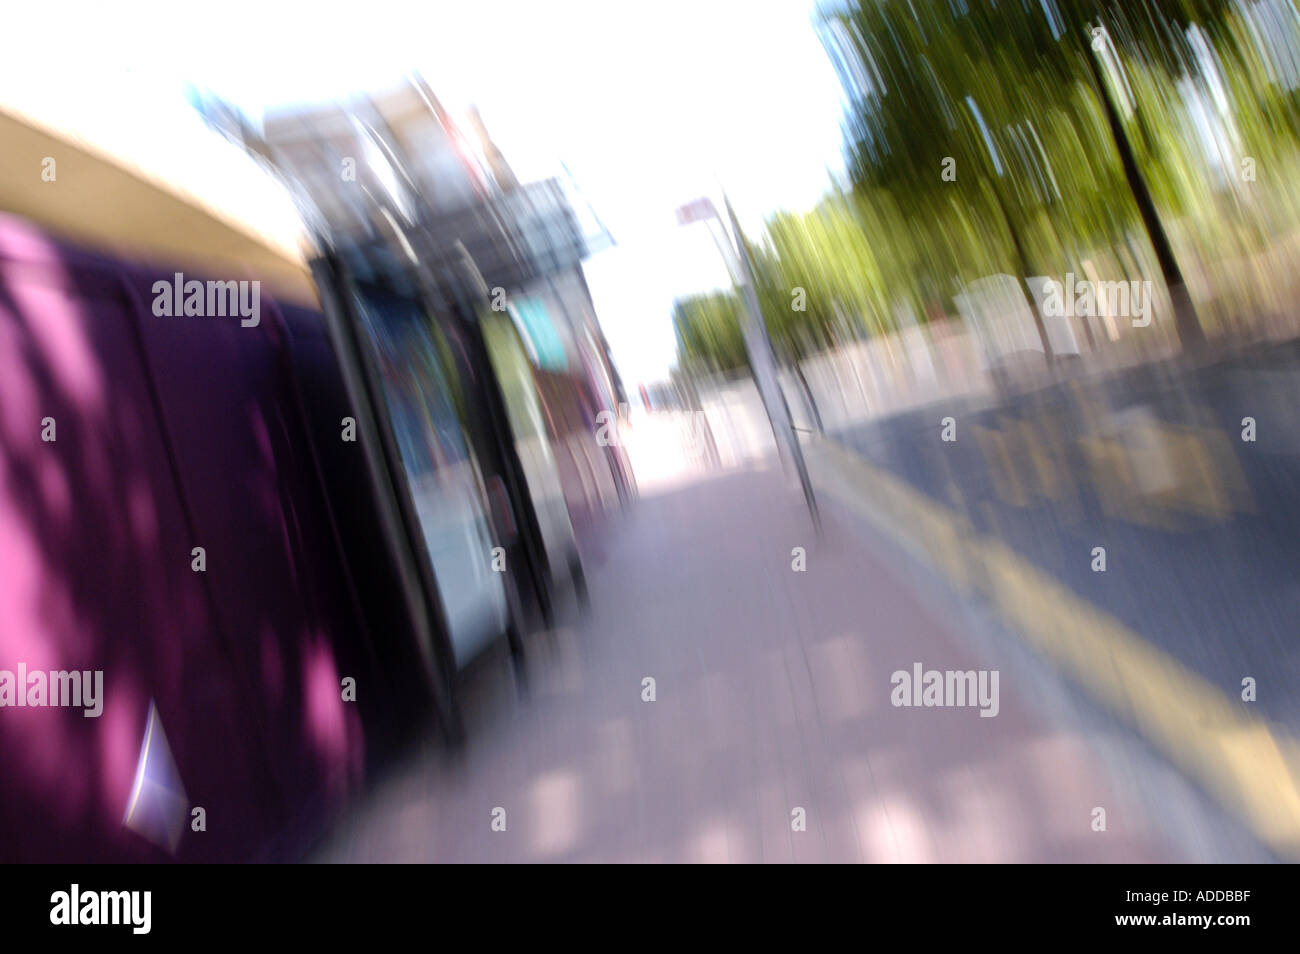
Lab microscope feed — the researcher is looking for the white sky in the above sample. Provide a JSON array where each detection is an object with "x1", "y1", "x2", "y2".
[{"x1": 1, "y1": 0, "x2": 847, "y2": 386}]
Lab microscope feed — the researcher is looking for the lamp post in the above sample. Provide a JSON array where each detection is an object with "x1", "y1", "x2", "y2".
[{"x1": 677, "y1": 194, "x2": 820, "y2": 533}]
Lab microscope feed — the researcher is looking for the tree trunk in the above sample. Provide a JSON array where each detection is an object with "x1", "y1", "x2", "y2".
[{"x1": 1082, "y1": 27, "x2": 1206, "y2": 353}]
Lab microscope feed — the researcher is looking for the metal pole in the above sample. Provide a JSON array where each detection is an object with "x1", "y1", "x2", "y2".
[{"x1": 720, "y1": 195, "x2": 821, "y2": 534}]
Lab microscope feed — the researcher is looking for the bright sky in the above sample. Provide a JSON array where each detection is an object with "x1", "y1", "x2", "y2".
[{"x1": 1, "y1": 0, "x2": 847, "y2": 386}]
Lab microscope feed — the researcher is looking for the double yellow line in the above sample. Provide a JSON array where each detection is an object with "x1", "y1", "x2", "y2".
[{"x1": 808, "y1": 434, "x2": 1300, "y2": 859}]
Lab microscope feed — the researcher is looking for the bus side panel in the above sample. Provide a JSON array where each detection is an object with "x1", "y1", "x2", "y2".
[
  {"x1": 120, "y1": 270, "x2": 366, "y2": 854},
  {"x1": 0, "y1": 237, "x2": 280, "y2": 861},
  {"x1": 277, "y1": 302, "x2": 437, "y2": 767}
]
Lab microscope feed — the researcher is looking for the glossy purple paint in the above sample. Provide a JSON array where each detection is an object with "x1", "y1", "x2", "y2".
[{"x1": 0, "y1": 213, "x2": 364, "y2": 862}]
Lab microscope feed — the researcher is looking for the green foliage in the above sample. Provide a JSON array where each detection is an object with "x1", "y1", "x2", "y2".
[
  {"x1": 675, "y1": 0, "x2": 1300, "y2": 370},
  {"x1": 674, "y1": 291, "x2": 748, "y2": 374}
]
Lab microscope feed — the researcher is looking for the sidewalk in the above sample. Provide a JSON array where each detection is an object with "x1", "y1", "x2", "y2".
[
  {"x1": 317, "y1": 455, "x2": 1182, "y2": 862},
  {"x1": 816, "y1": 358, "x2": 1300, "y2": 858}
]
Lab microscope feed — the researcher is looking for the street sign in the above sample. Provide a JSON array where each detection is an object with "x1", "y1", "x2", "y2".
[{"x1": 675, "y1": 197, "x2": 718, "y2": 226}]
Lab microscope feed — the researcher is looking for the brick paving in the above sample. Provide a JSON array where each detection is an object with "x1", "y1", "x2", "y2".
[{"x1": 317, "y1": 461, "x2": 1179, "y2": 862}]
